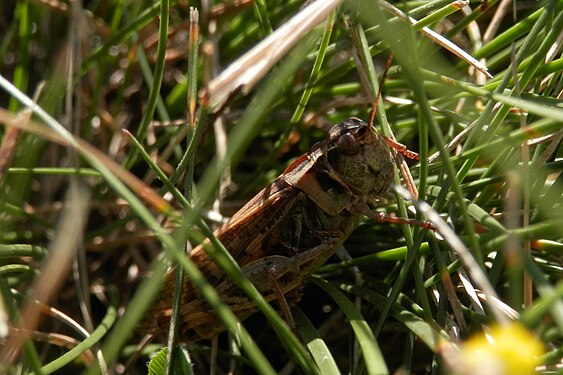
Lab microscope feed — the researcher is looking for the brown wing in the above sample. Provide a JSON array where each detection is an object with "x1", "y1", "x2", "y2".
[
  {"x1": 189, "y1": 177, "x2": 305, "y2": 281},
  {"x1": 141, "y1": 177, "x2": 306, "y2": 335}
]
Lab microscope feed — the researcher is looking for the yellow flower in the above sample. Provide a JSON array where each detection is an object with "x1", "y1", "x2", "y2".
[{"x1": 458, "y1": 323, "x2": 544, "y2": 375}]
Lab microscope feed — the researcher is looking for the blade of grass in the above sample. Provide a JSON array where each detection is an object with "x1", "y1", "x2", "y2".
[
  {"x1": 123, "y1": 0, "x2": 170, "y2": 167},
  {"x1": 341, "y1": 282, "x2": 453, "y2": 353},
  {"x1": 9, "y1": 1, "x2": 30, "y2": 112},
  {"x1": 166, "y1": 8, "x2": 199, "y2": 373},
  {"x1": 0, "y1": 276, "x2": 43, "y2": 373},
  {"x1": 31, "y1": 305, "x2": 117, "y2": 375},
  {"x1": 313, "y1": 277, "x2": 389, "y2": 375},
  {"x1": 293, "y1": 307, "x2": 341, "y2": 375},
  {"x1": 206, "y1": 0, "x2": 343, "y2": 108},
  {"x1": 81, "y1": 0, "x2": 180, "y2": 74},
  {"x1": 246, "y1": 9, "x2": 336, "y2": 190}
]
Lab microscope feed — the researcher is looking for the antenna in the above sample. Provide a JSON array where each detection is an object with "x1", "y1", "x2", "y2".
[
  {"x1": 368, "y1": 55, "x2": 420, "y2": 161},
  {"x1": 368, "y1": 54, "x2": 394, "y2": 127}
]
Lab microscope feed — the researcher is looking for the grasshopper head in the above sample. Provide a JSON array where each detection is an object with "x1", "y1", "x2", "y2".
[
  {"x1": 327, "y1": 117, "x2": 394, "y2": 198},
  {"x1": 283, "y1": 117, "x2": 395, "y2": 215}
]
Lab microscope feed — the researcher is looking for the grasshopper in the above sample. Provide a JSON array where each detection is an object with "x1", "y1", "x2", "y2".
[{"x1": 140, "y1": 117, "x2": 421, "y2": 342}]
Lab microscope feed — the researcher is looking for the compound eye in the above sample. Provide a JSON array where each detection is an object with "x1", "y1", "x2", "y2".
[{"x1": 335, "y1": 133, "x2": 360, "y2": 155}]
